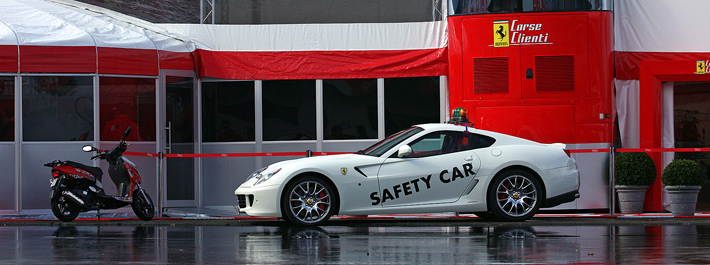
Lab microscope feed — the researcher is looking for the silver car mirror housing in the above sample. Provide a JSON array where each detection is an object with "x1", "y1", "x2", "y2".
[{"x1": 397, "y1": 145, "x2": 412, "y2": 158}]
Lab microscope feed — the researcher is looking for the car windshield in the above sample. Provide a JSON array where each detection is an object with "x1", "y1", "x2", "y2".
[{"x1": 359, "y1": 126, "x2": 424, "y2": 157}]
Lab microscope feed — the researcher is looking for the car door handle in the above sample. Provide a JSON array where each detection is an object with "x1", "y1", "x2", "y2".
[{"x1": 465, "y1": 156, "x2": 474, "y2": 161}]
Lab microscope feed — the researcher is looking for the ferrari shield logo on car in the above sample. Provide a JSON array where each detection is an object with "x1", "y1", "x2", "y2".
[{"x1": 341, "y1": 168, "x2": 347, "y2": 175}]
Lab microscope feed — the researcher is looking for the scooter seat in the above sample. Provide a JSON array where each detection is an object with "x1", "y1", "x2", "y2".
[{"x1": 64, "y1": 161, "x2": 104, "y2": 177}]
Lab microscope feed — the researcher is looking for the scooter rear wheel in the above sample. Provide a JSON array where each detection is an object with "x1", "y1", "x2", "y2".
[
  {"x1": 132, "y1": 189, "x2": 155, "y2": 221},
  {"x1": 51, "y1": 195, "x2": 80, "y2": 222}
]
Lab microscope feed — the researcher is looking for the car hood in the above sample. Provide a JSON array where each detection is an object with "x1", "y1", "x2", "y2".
[
  {"x1": 267, "y1": 153, "x2": 358, "y2": 167},
  {"x1": 239, "y1": 153, "x2": 385, "y2": 187}
]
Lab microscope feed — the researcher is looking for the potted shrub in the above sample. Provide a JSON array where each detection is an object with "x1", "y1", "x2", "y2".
[
  {"x1": 662, "y1": 159, "x2": 707, "y2": 216},
  {"x1": 614, "y1": 152, "x2": 656, "y2": 213}
]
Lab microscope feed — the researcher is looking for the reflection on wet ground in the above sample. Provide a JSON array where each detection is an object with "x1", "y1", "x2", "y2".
[{"x1": 1, "y1": 224, "x2": 710, "y2": 264}]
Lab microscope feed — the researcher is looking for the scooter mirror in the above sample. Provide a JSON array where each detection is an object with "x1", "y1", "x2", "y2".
[
  {"x1": 82, "y1": 145, "x2": 94, "y2": 152},
  {"x1": 122, "y1": 126, "x2": 132, "y2": 140}
]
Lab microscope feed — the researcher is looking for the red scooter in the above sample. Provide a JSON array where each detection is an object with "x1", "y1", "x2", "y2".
[{"x1": 46, "y1": 127, "x2": 154, "y2": 221}]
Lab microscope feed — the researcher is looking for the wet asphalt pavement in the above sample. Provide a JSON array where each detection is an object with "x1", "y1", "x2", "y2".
[{"x1": 3, "y1": 216, "x2": 710, "y2": 264}]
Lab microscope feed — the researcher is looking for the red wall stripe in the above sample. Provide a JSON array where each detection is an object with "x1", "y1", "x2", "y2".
[
  {"x1": 9, "y1": 45, "x2": 445, "y2": 79},
  {"x1": 20, "y1": 45, "x2": 96, "y2": 73},
  {"x1": 160, "y1": 50, "x2": 195, "y2": 71},
  {"x1": 194, "y1": 48, "x2": 448, "y2": 80},
  {"x1": 0, "y1": 45, "x2": 18, "y2": 72},
  {"x1": 98, "y1": 47, "x2": 159, "y2": 76}
]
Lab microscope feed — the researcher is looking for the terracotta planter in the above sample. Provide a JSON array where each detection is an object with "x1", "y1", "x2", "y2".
[
  {"x1": 665, "y1": 185, "x2": 702, "y2": 216},
  {"x1": 615, "y1": 185, "x2": 649, "y2": 213}
]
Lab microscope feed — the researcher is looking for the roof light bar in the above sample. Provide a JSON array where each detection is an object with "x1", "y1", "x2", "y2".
[{"x1": 448, "y1": 107, "x2": 471, "y2": 126}]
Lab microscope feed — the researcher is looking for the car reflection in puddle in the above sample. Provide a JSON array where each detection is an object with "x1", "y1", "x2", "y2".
[{"x1": 0, "y1": 224, "x2": 708, "y2": 264}]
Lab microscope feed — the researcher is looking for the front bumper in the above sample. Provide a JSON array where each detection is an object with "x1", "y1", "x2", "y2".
[{"x1": 234, "y1": 183, "x2": 282, "y2": 217}]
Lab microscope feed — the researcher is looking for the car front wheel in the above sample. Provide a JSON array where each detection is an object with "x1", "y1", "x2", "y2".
[
  {"x1": 487, "y1": 169, "x2": 542, "y2": 221},
  {"x1": 282, "y1": 176, "x2": 337, "y2": 226}
]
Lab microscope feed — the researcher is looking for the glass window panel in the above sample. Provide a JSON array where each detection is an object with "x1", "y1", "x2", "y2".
[
  {"x1": 202, "y1": 81, "x2": 255, "y2": 142},
  {"x1": 166, "y1": 77, "x2": 195, "y2": 144},
  {"x1": 262, "y1": 80, "x2": 316, "y2": 141},
  {"x1": 99, "y1": 77, "x2": 156, "y2": 141},
  {"x1": 22, "y1": 76, "x2": 94, "y2": 141},
  {"x1": 384, "y1": 77, "x2": 440, "y2": 136},
  {"x1": 323, "y1": 79, "x2": 377, "y2": 140},
  {"x1": 166, "y1": 76, "x2": 195, "y2": 201},
  {"x1": 673, "y1": 81, "x2": 710, "y2": 208},
  {"x1": 408, "y1": 131, "x2": 497, "y2": 157},
  {"x1": 0, "y1": 76, "x2": 14, "y2": 141}
]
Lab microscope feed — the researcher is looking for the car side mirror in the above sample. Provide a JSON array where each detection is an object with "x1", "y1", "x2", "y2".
[
  {"x1": 82, "y1": 145, "x2": 95, "y2": 152},
  {"x1": 397, "y1": 145, "x2": 412, "y2": 158}
]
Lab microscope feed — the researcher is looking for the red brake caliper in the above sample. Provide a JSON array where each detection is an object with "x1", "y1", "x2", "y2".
[
  {"x1": 317, "y1": 191, "x2": 326, "y2": 210},
  {"x1": 499, "y1": 183, "x2": 510, "y2": 200}
]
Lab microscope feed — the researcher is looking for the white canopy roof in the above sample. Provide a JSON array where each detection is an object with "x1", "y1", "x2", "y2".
[{"x1": 0, "y1": 0, "x2": 194, "y2": 74}]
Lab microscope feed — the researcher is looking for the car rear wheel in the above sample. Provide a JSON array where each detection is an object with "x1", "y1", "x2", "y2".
[
  {"x1": 487, "y1": 169, "x2": 541, "y2": 221},
  {"x1": 282, "y1": 176, "x2": 337, "y2": 226}
]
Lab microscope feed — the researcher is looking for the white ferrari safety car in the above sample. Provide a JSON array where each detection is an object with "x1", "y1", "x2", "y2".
[{"x1": 235, "y1": 111, "x2": 580, "y2": 225}]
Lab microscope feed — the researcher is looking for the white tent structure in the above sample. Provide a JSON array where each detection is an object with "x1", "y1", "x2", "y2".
[
  {"x1": 0, "y1": 0, "x2": 195, "y2": 213},
  {"x1": 0, "y1": 0, "x2": 195, "y2": 75}
]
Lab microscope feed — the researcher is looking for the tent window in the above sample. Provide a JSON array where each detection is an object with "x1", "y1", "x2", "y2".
[
  {"x1": 323, "y1": 79, "x2": 377, "y2": 140},
  {"x1": 0, "y1": 76, "x2": 13, "y2": 141},
  {"x1": 262, "y1": 80, "x2": 316, "y2": 141},
  {"x1": 384, "y1": 77, "x2": 441, "y2": 136},
  {"x1": 22, "y1": 76, "x2": 93, "y2": 141},
  {"x1": 202, "y1": 81, "x2": 256, "y2": 142},
  {"x1": 99, "y1": 77, "x2": 156, "y2": 141}
]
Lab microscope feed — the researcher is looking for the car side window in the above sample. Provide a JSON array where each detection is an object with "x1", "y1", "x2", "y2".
[
  {"x1": 400, "y1": 131, "x2": 496, "y2": 158},
  {"x1": 462, "y1": 133, "x2": 496, "y2": 151}
]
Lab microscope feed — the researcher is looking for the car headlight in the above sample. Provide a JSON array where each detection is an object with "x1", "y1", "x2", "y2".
[
  {"x1": 246, "y1": 167, "x2": 282, "y2": 186},
  {"x1": 245, "y1": 167, "x2": 267, "y2": 183}
]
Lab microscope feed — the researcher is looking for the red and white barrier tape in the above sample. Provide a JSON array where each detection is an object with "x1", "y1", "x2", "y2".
[
  {"x1": 123, "y1": 151, "x2": 351, "y2": 158},
  {"x1": 121, "y1": 147, "x2": 709, "y2": 158}
]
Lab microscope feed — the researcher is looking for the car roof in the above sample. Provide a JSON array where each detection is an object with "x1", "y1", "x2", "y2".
[
  {"x1": 415, "y1": 123, "x2": 474, "y2": 131},
  {"x1": 414, "y1": 123, "x2": 540, "y2": 145}
]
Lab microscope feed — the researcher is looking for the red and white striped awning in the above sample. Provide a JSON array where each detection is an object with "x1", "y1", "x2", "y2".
[
  {"x1": 0, "y1": 0, "x2": 194, "y2": 75},
  {"x1": 160, "y1": 21, "x2": 449, "y2": 80}
]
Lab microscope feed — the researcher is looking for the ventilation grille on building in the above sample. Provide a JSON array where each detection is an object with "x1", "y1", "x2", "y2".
[
  {"x1": 474, "y1": 57, "x2": 508, "y2": 94},
  {"x1": 535, "y1": 55, "x2": 574, "y2": 92}
]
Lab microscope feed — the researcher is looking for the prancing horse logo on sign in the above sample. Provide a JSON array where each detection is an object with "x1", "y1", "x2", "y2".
[{"x1": 341, "y1": 168, "x2": 348, "y2": 175}]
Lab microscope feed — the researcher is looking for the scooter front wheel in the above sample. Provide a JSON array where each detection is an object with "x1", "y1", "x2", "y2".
[
  {"x1": 132, "y1": 189, "x2": 154, "y2": 221},
  {"x1": 51, "y1": 195, "x2": 80, "y2": 222}
]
